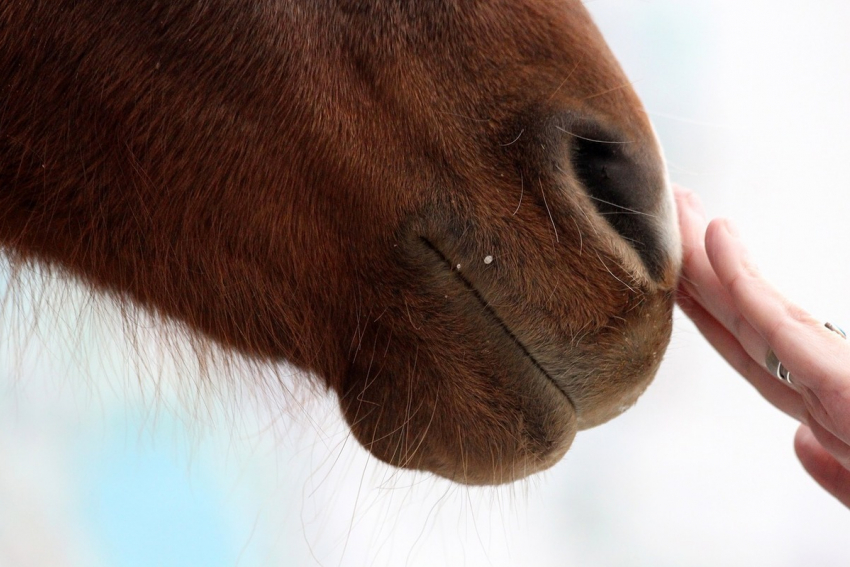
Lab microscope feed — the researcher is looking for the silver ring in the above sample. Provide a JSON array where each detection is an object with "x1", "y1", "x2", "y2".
[
  {"x1": 765, "y1": 322, "x2": 847, "y2": 386},
  {"x1": 765, "y1": 348, "x2": 792, "y2": 384},
  {"x1": 825, "y1": 322, "x2": 847, "y2": 339}
]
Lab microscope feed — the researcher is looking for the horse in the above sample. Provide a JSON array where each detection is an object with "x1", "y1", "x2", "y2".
[{"x1": 0, "y1": 0, "x2": 680, "y2": 486}]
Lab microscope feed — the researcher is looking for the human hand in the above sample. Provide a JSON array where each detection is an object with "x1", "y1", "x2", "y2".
[{"x1": 674, "y1": 185, "x2": 850, "y2": 508}]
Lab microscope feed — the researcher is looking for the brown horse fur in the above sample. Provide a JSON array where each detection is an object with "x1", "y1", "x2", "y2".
[{"x1": 0, "y1": 0, "x2": 680, "y2": 485}]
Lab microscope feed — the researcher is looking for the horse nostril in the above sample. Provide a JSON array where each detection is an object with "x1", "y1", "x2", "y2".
[{"x1": 566, "y1": 122, "x2": 668, "y2": 281}]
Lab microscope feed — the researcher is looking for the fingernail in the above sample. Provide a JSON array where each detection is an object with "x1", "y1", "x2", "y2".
[{"x1": 723, "y1": 219, "x2": 741, "y2": 238}]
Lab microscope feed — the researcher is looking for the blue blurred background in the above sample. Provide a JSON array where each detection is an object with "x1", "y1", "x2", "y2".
[{"x1": 3, "y1": 1, "x2": 850, "y2": 565}]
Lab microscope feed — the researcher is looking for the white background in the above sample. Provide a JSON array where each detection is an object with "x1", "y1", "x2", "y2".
[{"x1": 2, "y1": 1, "x2": 850, "y2": 565}]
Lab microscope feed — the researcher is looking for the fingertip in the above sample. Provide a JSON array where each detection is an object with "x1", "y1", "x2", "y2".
[
  {"x1": 674, "y1": 185, "x2": 706, "y2": 219},
  {"x1": 703, "y1": 219, "x2": 724, "y2": 262},
  {"x1": 704, "y1": 217, "x2": 729, "y2": 244},
  {"x1": 794, "y1": 424, "x2": 828, "y2": 481},
  {"x1": 794, "y1": 423, "x2": 850, "y2": 509},
  {"x1": 673, "y1": 186, "x2": 694, "y2": 215},
  {"x1": 725, "y1": 218, "x2": 741, "y2": 238},
  {"x1": 795, "y1": 422, "x2": 842, "y2": 476},
  {"x1": 676, "y1": 191, "x2": 709, "y2": 269},
  {"x1": 705, "y1": 218, "x2": 752, "y2": 270},
  {"x1": 794, "y1": 423, "x2": 816, "y2": 455}
]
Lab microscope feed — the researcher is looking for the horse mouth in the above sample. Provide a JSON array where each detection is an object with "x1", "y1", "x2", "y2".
[{"x1": 418, "y1": 237, "x2": 577, "y2": 411}]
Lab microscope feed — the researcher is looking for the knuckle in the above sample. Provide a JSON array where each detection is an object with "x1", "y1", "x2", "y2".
[
  {"x1": 817, "y1": 388, "x2": 850, "y2": 436},
  {"x1": 764, "y1": 303, "x2": 814, "y2": 347},
  {"x1": 784, "y1": 303, "x2": 815, "y2": 326},
  {"x1": 802, "y1": 390, "x2": 832, "y2": 425},
  {"x1": 764, "y1": 316, "x2": 792, "y2": 350},
  {"x1": 805, "y1": 394, "x2": 850, "y2": 457}
]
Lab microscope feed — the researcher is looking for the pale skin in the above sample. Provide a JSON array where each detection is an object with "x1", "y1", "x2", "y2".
[{"x1": 675, "y1": 185, "x2": 850, "y2": 508}]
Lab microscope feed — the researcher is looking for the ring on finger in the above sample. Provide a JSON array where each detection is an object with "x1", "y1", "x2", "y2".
[{"x1": 765, "y1": 322, "x2": 847, "y2": 386}]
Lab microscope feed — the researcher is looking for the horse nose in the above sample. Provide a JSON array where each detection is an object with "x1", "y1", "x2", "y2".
[{"x1": 566, "y1": 119, "x2": 678, "y2": 284}]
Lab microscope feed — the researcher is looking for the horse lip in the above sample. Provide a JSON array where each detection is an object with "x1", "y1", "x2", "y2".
[{"x1": 418, "y1": 237, "x2": 577, "y2": 411}]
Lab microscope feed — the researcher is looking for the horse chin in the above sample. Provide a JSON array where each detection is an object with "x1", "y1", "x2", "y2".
[
  {"x1": 336, "y1": 223, "x2": 675, "y2": 485},
  {"x1": 338, "y1": 332, "x2": 580, "y2": 486},
  {"x1": 337, "y1": 293, "x2": 673, "y2": 486}
]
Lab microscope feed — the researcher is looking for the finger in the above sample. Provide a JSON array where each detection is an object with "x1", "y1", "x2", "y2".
[
  {"x1": 705, "y1": 219, "x2": 850, "y2": 422},
  {"x1": 677, "y1": 287, "x2": 807, "y2": 422},
  {"x1": 674, "y1": 187, "x2": 732, "y2": 318},
  {"x1": 806, "y1": 416, "x2": 850, "y2": 470},
  {"x1": 674, "y1": 189, "x2": 773, "y2": 381},
  {"x1": 795, "y1": 424, "x2": 850, "y2": 509},
  {"x1": 679, "y1": 275, "x2": 771, "y2": 377}
]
